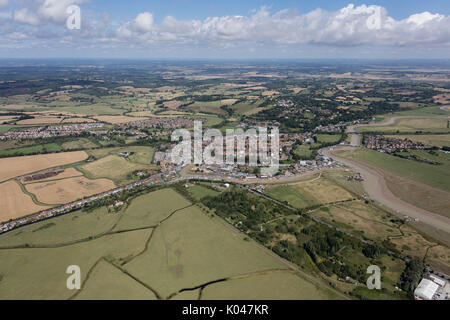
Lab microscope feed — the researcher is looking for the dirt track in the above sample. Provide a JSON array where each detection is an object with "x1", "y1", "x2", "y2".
[{"x1": 323, "y1": 146, "x2": 450, "y2": 233}]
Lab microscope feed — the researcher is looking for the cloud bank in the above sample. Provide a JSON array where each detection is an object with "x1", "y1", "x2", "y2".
[{"x1": 1, "y1": 2, "x2": 450, "y2": 56}]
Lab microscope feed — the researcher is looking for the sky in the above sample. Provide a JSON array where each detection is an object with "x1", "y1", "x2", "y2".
[{"x1": 0, "y1": 0, "x2": 450, "y2": 59}]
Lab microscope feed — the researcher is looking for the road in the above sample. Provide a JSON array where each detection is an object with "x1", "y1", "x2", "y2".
[
  {"x1": 322, "y1": 146, "x2": 450, "y2": 234},
  {"x1": 179, "y1": 163, "x2": 327, "y2": 185}
]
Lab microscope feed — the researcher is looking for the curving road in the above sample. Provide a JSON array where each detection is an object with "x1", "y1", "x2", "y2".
[{"x1": 322, "y1": 146, "x2": 450, "y2": 234}]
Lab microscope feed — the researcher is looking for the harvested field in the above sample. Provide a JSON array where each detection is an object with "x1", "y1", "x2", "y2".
[
  {"x1": 16, "y1": 116, "x2": 63, "y2": 125},
  {"x1": 22, "y1": 168, "x2": 83, "y2": 184},
  {"x1": 434, "y1": 93, "x2": 450, "y2": 104},
  {"x1": 163, "y1": 101, "x2": 184, "y2": 109},
  {"x1": 0, "y1": 116, "x2": 18, "y2": 124},
  {"x1": 0, "y1": 104, "x2": 42, "y2": 110},
  {"x1": 0, "y1": 180, "x2": 49, "y2": 222},
  {"x1": 61, "y1": 117, "x2": 96, "y2": 123},
  {"x1": 156, "y1": 86, "x2": 177, "y2": 92},
  {"x1": 220, "y1": 99, "x2": 238, "y2": 106},
  {"x1": 25, "y1": 176, "x2": 116, "y2": 205},
  {"x1": 0, "y1": 151, "x2": 88, "y2": 182},
  {"x1": 94, "y1": 115, "x2": 148, "y2": 124},
  {"x1": 262, "y1": 90, "x2": 280, "y2": 96}
]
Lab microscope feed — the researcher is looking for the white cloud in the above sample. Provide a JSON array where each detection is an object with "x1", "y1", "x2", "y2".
[
  {"x1": 3, "y1": 3, "x2": 450, "y2": 55},
  {"x1": 13, "y1": 0, "x2": 86, "y2": 26},
  {"x1": 406, "y1": 11, "x2": 444, "y2": 26},
  {"x1": 13, "y1": 8, "x2": 40, "y2": 26},
  {"x1": 134, "y1": 12, "x2": 154, "y2": 32},
  {"x1": 114, "y1": 5, "x2": 450, "y2": 47}
]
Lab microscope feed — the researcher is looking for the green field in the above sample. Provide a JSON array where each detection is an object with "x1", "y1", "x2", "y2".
[
  {"x1": 186, "y1": 184, "x2": 220, "y2": 201},
  {"x1": 49, "y1": 104, "x2": 125, "y2": 116},
  {"x1": 0, "y1": 143, "x2": 62, "y2": 157},
  {"x1": 61, "y1": 138, "x2": 100, "y2": 150},
  {"x1": 359, "y1": 117, "x2": 450, "y2": 133},
  {"x1": 202, "y1": 271, "x2": 340, "y2": 300},
  {"x1": 265, "y1": 175, "x2": 354, "y2": 209},
  {"x1": 292, "y1": 145, "x2": 317, "y2": 159},
  {"x1": 336, "y1": 148, "x2": 450, "y2": 192},
  {"x1": 78, "y1": 154, "x2": 149, "y2": 185},
  {"x1": 186, "y1": 101, "x2": 226, "y2": 115},
  {"x1": 265, "y1": 185, "x2": 318, "y2": 209},
  {"x1": 393, "y1": 106, "x2": 450, "y2": 117},
  {"x1": 0, "y1": 187, "x2": 341, "y2": 299},
  {"x1": 316, "y1": 134, "x2": 341, "y2": 144},
  {"x1": 113, "y1": 188, "x2": 191, "y2": 230},
  {"x1": 0, "y1": 125, "x2": 16, "y2": 133}
]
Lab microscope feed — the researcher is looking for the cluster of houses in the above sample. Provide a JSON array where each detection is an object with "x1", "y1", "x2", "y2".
[
  {"x1": 118, "y1": 117, "x2": 197, "y2": 130},
  {"x1": 365, "y1": 135, "x2": 428, "y2": 153},
  {"x1": 314, "y1": 121, "x2": 351, "y2": 133},
  {"x1": 0, "y1": 123, "x2": 104, "y2": 141}
]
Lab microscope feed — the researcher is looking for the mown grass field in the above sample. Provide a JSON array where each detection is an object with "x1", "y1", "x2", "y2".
[{"x1": 316, "y1": 134, "x2": 341, "y2": 144}]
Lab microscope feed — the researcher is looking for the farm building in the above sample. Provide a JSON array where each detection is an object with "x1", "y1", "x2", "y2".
[{"x1": 414, "y1": 279, "x2": 439, "y2": 300}]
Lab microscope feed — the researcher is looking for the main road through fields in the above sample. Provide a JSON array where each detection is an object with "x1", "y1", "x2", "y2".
[{"x1": 322, "y1": 146, "x2": 450, "y2": 234}]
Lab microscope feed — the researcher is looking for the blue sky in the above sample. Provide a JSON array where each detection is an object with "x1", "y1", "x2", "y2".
[
  {"x1": 85, "y1": 0, "x2": 450, "y2": 22},
  {"x1": 1, "y1": 1, "x2": 450, "y2": 59}
]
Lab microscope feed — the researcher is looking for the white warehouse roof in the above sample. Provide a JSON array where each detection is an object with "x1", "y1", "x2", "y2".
[{"x1": 414, "y1": 279, "x2": 439, "y2": 300}]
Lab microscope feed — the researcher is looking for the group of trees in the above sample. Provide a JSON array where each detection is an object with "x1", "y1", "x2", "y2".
[
  {"x1": 400, "y1": 258, "x2": 425, "y2": 296},
  {"x1": 202, "y1": 190, "x2": 289, "y2": 232}
]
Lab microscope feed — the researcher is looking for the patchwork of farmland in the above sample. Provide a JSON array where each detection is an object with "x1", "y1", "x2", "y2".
[{"x1": 0, "y1": 188, "x2": 341, "y2": 300}]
